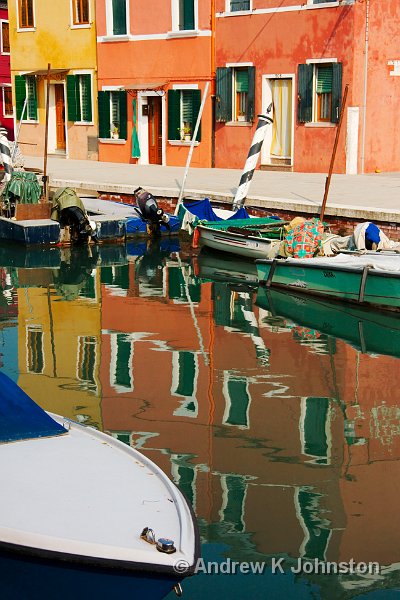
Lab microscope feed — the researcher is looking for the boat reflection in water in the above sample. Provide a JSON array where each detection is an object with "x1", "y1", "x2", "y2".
[{"x1": 2, "y1": 242, "x2": 400, "y2": 599}]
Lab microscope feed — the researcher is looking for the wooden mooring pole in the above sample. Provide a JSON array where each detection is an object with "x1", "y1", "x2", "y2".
[{"x1": 42, "y1": 63, "x2": 51, "y2": 202}]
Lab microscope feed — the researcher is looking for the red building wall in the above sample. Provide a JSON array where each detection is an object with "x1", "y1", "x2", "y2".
[{"x1": 0, "y1": 5, "x2": 13, "y2": 140}]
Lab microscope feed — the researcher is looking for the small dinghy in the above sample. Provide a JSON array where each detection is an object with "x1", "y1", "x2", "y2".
[{"x1": 0, "y1": 372, "x2": 199, "y2": 600}]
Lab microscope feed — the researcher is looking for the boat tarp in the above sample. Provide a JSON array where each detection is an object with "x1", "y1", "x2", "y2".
[
  {"x1": 0, "y1": 371, "x2": 67, "y2": 443},
  {"x1": 183, "y1": 198, "x2": 250, "y2": 222},
  {"x1": 1, "y1": 171, "x2": 41, "y2": 204},
  {"x1": 283, "y1": 253, "x2": 400, "y2": 273},
  {"x1": 203, "y1": 216, "x2": 282, "y2": 230}
]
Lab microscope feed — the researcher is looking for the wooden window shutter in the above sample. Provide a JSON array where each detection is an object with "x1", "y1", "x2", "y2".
[
  {"x1": 66, "y1": 75, "x2": 78, "y2": 122},
  {"x1": 118, "y1": 90, "x2": 127, "y2": 139},
  {"x1": 297, "y1": 64, "x2": 313, "y2": 123},
  {"x1": 192, "y1": 89, "x2": 201, "y2": 142},
  {"x1": 15, "y1": 75, "x2": 26, "y2": 120},
  {"x1": 168, "y1": 90, "x2": 180, "y2": 140},
  {"x1": 98, "y1": 91, "x2": 111, "y2": 138},
  {"x1": 216, "y1": 67, "x2": 232, "y2": 123},
  {"x1": 112, "y1": 0, "x2": 127, "y2": 35},
  {"x1": 183, "y1": 0, "x2": 195, "y2": 30},
  {"x1": 331, "y1": 63, "x2": 342, "y2": 124},
  {"x1": 246, "y1": 66, "x2": 255, "y2": 122},
  {"x1": 81, "y1": 74, "x2": 92, "y2": 122}
]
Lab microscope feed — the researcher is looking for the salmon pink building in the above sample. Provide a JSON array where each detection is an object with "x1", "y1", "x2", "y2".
[
  {"x1": 215, "y1": 0, "x2": 400, "y2": 173},
  {"x1": 95, "y1": 0, "x2": 214, "y2": 167},
  {"x1": 0, "y1": 1, "x2": 13, "y2": 140}
]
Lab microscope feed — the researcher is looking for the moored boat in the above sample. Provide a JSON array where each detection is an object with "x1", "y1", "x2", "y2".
[
  {"x1": 256, "y1": 253, "x2": 400, "y2": 310},
  {"x1": 0, "y1": 372, "x2": 199, "y2": 599}
]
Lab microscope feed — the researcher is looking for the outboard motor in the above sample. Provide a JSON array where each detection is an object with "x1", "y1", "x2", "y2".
[{"x1": 133, "y1": 187, "x2": 170, "y2": 236}]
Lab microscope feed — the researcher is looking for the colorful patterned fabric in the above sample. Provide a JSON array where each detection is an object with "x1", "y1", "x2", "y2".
[{"x1": 284, "y1": 218, "x2": 324, "y2": 258}]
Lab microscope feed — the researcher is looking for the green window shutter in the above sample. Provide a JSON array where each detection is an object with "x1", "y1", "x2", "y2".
[
  {"x1": 316, "y1": 65, "x2": 333, "y2": 93},
  {"x1": 176, "y1": 351, "x2": 195, "y2": 396},
  {"x1": 112, "y1": 0, "x2": 127, "y2": 35},
  {"x1": 246, "y1": 66, "x2": 255, "y2": 122},
  {"x1": 331, "y1": 62, "x2": 342, "y2": 124},
  {"x1": 216, "y1": 67, "x2": 232, "y2": 122},
  {"x1": 303, "y1": 397, "x2": 329, "y2": 458},
  {"x1": 236, "y1": 70, "x2": 248, "y2": 92},
  {"x1": 98, "y1": 91, "x2": 111, "y2": 138},
  {"x1": 226, "y1": 378, "x2": 249, "y2": 427},
  {"x1": 66, "y1": 75, "x2": 78, "y2": 122},
  {"x1": 118, "y1": 90, "x2": 127, "y2": 139},
  {"x1": 297, "y1": 63, "x2": 313, "y2": 123},
  {"x1": 15, "y1": 75, "x2": 26, "y2": 120},
  {"x1": 27, "y1": 76, "x2": 37, "y2": 120},
  {"x1": 192, "y1": 89, "x2": 201, "y2": 142},
  {"x1": 115, "y1": 334, "x2": 131, "y2": 389},
  {"x1": 168, "y1": 90, "x2": 181, "y2": 140},
  {"x1": 81, "y1": 74, "x2": 92, "y2": 122},
  {"x1": 182, "y1": 0, "x2": 195, "y2": 30}
]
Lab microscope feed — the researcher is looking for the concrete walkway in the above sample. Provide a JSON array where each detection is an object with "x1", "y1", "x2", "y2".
[{"x1": 24, "y1": 155, "x2": 400, "y2": 223}]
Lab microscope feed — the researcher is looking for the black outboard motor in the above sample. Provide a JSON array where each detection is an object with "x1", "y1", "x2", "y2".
[{"x1": 133, "y1": 187, "x2": 170, "y2": 236}]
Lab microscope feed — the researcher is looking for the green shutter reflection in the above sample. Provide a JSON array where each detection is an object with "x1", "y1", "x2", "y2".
[
  {"x1": 175, "y1": 351, "x2": 195, "y2": 397},
  {"x1": 168, "y1": 268, "x2": 200, "y2": 302},
  {"x1": 222, "y1": 475, "x2": 246, "y2": 532},
  {"x1": 304, "y1": 397, "x2": 329, "y2": 460},
  {"x1": 115, "y1": 334, "x2": 131, "y2": 389},
  {"x1": 113, "y1": 265, "x2": 129, "y2": 290},
  {"x1": 177, "y1": 465, "x2": 195, "y2": 505},
  {"x1": 226, "y1": 378, "x2": 249, "y2": 427},
  {"x1": 298, "y1": 488, "x2": 331, "y2": 561}
]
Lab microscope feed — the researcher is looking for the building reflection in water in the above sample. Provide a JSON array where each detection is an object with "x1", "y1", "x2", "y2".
[{"x1": 2, "y1": 241, "x2": 400, "y2": 597}]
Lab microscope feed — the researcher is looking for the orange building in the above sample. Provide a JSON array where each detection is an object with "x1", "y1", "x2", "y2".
[{"x1": 95, "y1": 0, "x2": 214, "y2": 167}]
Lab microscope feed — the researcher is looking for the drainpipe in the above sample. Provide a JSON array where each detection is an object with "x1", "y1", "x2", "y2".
[
  {"x1": 360, "y1": 0, "x2": 370, "y2": 174},
  {"x1": 211, "y1": 0, "x2": 216, "y2": 167}
]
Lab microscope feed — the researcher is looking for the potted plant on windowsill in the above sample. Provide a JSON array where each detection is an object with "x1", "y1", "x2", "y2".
[
  {"x1": 237, "y1": 113, "x2": 246, "y2": 122},
  {"x1": 178, "y1": 126, "x2": 192, "y2": 142},
  {"x1": 110, "y1": 124, "x2": 119, "y2": 139}
]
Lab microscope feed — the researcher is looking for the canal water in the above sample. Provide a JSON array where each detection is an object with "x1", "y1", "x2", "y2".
[{"x1": 1, "y1": 239, "x2": 400, "y2": 600}]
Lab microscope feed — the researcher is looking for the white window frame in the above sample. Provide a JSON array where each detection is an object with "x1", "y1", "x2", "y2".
[
  {"x1": 305, "y1": 58, "x2": 338, "y2": 125},
  {"x1": 72, "y1": 70, "x2": 94, "y2": 125},
  {"x1": 105, "y1": 0, "x2": 130, "y2": 37},
  {"x1": 225, "y1": 0, "x2": 252, "y2": 13},
  {"x1": 0, "y1": 20, "x2": 10, "y2": 55},
  {"x1": 16, "y1": 0, "x2": 36, "y2": 32},
  {"x1": 2, "y1": 85, "x2": 13, "y2": 118},
  {"x1": 70, "y1": 0, "x2": 91, "y2": 29},
  {"x1": 171, "y1": 0, "x2": 198, "y2": 33}
]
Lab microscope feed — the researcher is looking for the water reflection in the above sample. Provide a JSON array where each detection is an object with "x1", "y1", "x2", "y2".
[{"x1": 1, "y1": 242, "x2": 400, "y2": 599}]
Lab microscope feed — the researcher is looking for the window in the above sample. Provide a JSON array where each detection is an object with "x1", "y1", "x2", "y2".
[
  {"x1": 173, "y1": 351, "x2": 196, "y2": 397},
  {"x1": 18, "y1": 0, "x2": 34, "y2": 29},
  {"x1": 310, "y1": 0, "x2": 336, "y2": 4},
  {"x1": 77, "y1": 336, "x2": 97, "y2": 391},
  {"x1": 3, "y1": 87, "x2": 13, "y2": 117},
  {"x1": 67, "y1": 74, "x2": 93, "y2": 123},
  {"x1": 297, "y1": 62, "x2": 342, "y2": 124},
  {"x1": 220, "y1": 475, "x2": 246, "y2": 533},
  {"x1": 178, "y1": 0, "x2": 195, "y2": 30},
  {"x1": 300, "y1": 397, "x2": 330, "y2": 464},
  {"x1": 15, "y1": 75, "x2": 37, "y2": 121},
  {"x1": 26, "y1": 326, "x2": 44, "y2": 373},
  {"x1": 168, "y1": 89, "x2": 202, "y2": 142},
  {"x1": 98, "y1": 90, "x2": 127, "y2": 139},
  {"x1": 110, "y1": 333, "x2": 133, "y2": 391},
  {"x1": 216, "y1": 66, "x2": 255, "y2": 123},
  {"x1": 72, "y1": 0, "x2": 90, "y2": 25},
  {"x1": 107, "y1": 0, "x2": 128, "y2": 36},
  {"x1": 223, "y1": 375, "x2": 250, "y2": 428},
  {"x1": 1, "y1": 21, "x2": 9, "y2": 54},
  {"x1": 230, "y1": 0, "x2": 250, "y2": 11}
]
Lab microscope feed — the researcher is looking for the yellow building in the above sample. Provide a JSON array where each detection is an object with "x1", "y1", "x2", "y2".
[{"x1": 8, "y1": 0, "x2": 98, "y2": 159}]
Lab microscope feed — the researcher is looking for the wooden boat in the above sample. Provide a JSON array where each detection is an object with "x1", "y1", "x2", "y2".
[
  {"x1": 256, "y1": 252, "x2": 400, "y2": 310},
  {"x1": 256, "y1": 286, "x2": 400, "y2": 359},
  {"x1": 196, "y1": 218, "x2": 284, "y2": 259},
  {"x1": 0, "y1": 372, "x2": 199, "y2": 599}
]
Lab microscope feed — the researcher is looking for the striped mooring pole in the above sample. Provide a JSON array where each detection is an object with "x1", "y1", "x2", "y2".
[
  {"x1": 232, "y1": 106, "x2": 273, "y2": 211},
  {"x1": 0, "y1": 132, "x2": 13, "y2": 184}
]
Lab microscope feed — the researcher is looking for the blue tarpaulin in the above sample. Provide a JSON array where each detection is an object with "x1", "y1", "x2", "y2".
[
  {"x1": 0, "y1": 371, "x2": 67, "y2": 443},
  {"x1": 183, "y1": 198, "x2": 250, "y2": 222}
]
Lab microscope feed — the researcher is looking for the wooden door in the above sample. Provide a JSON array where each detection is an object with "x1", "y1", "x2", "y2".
[
  {"x1": 55, "y1": 84, "x2": 66, "y2": 151},
  {"x1": 148, "y1": 96, "x2": 162, "y2": 165}
]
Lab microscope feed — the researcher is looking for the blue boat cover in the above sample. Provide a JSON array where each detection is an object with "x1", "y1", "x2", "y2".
[
  {"x1": 0, "y1": 371, "x2": 67, "y2": 443},
  {"x1": 183, "y1": 198, "x2": 250, "y2": 222},
  {"x1": 125, "y1": 215, "x2": 181, "y2": 235}
]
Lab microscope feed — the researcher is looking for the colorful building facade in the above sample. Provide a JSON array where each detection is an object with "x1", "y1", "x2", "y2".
[
  {"x1": 215, "y1": 0, "x2": 400, "y2": 174},
  {"x1": 0, "y1": 1, "x2": 13, "y2": 140},
  {"x1": 95, "y1": 0, "x2": 214, "y2": 167},
  {"x1": 7, "y1": 0, "x2": 98, "y2": 160}
]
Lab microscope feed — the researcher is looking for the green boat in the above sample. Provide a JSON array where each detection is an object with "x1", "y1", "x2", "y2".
[
  {"x1": 256, "y1": 253, "x2": 400, "y2": 311},
  {"x1": 256, "y1": 286, "x2": 400, "y2": 358}
]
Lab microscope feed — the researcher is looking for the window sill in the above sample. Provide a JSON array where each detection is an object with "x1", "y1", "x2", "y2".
[
  {"x1": 305, "y1": 122, "x2": 336, "y2": 128},
  {"x1": 99, "y1": 138, "x2": 126, "y2": 144},
  {"x1": 70, "y1": 23, "x2": 92, "y2": 29},
  {"x1": 167, "y1": 30, "x2": 200, "y2": 39},
  {"x1": 74, "y1": 121, "x2": 95, "y2": 126},
  {"x1": 99, "y1": 35, "x2": 130, "y2": 42},
  {"x1": 226, "y1": 120, "x2": 252, "y2": 126},
  {"x1": 168, "y1": 140, "x2": 200, "y2": 146},
  {"x1": 17, "y1": 27, "x2": 36, "y2": 33}
]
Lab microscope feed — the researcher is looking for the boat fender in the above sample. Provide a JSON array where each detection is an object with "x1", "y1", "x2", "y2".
[{"x1": 192, "y1": 227, "x2": 200, "y2": 249}]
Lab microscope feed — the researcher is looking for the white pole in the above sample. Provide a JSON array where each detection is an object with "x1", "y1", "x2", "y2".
[
  {"x1": 232, "y1": 107, "x2": 273, "y2": 211},
  {"x1": 175, "y1": 81, "x2": 210, "y2": 215}
]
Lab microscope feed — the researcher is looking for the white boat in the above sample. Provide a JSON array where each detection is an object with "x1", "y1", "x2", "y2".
[
  {"x1": 196, "y1": 220, "x2": 284, "y2": 259},
  {"x1": 0, "y1": 372, "x2": 199, "y2": 599}
]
